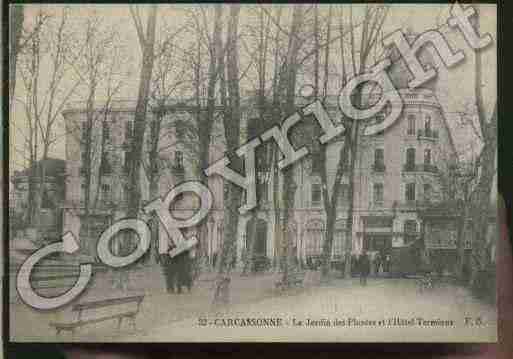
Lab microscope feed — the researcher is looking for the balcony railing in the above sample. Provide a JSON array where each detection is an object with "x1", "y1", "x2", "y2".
[
  {"x1": 393, "y1": 200, "x2": 433, "y2": 210},
  {"x1": 417, "y1": 129, "x2": 438, "y2": 139},
  {"x1": 402, "y1": 164, "x2": 438, "y2": 173}
]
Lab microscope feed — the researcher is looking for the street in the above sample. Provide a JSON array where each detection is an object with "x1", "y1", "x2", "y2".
[
  {"x1": 10, "y1": 266, "x2": 497, "y2": 343},
  {"x1": 126, "y1": 276, "x2": 497, "y2": 343}
]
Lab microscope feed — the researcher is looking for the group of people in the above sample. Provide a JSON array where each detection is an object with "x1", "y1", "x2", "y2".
[
  {"x1": 159, "y1": 250, "x2": 195, "y2": 294},
  {"x1": 356, "y1": 251, "x2": 392, "y2": 285}
]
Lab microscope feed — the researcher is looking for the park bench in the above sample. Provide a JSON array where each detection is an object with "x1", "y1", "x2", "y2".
[
  {"x1": 10, "y1": 263, "x2": 108, "y2": 303},
  {"x1": 275, "y1": 269, "x2": 306, "y2": 290},
  {"x1": 49, "y1": 295, "x2": 144, "y2": 337}
]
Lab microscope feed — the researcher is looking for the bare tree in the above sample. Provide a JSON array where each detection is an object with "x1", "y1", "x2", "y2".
[
  {"x1": 9, "y1": 5, "x2": 25, "y2": 109},
  {"x1": 317, "y1": 5, "x2": 389, "y2": 279},
  {"x1": 279, "y1": 5, "x2": 306, "y2": 286},
  {"x1": 16, "y1": 8, "x2": 81, "y2": 228},
  {"x1": 467, "y1": 6, "x2": 497, "y2": 284},
  {"x1": 126, "y1": 5, "x2": 158, "y2": 219},
  {"x1": 65, "y1": 13, "x2": 125, "y2": 257},
  {"x1": 213, "y1": 4, "x2": 242, "y2": 304}
]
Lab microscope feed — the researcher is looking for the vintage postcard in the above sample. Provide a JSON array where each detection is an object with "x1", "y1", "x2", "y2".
[{"x1": 7, "y1": 3, "x2": 498, "y2": 343}]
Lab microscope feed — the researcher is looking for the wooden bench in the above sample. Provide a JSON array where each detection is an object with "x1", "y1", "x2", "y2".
[
  {"x1": 49, "y1": 295, "x2": 144, "y2": 337},
  {"x1": 275, "y1": 270, "x2": 306, "y2": 290}
]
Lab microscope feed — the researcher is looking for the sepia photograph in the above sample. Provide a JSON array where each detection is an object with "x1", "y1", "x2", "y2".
[{"x1": 7, "y1": 3, "x2": 498, "y2": 343}]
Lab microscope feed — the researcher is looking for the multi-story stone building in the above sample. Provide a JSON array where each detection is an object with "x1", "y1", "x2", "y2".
[
  {"x1": 62, "y1": 36, "x2": 462, "y2": 275},
  {"x1": 61, "y1": 99, "x2": 226, "y2": 261},
  {"x1": 237, "y1": 85, "x2": 458, "y2": 275}
]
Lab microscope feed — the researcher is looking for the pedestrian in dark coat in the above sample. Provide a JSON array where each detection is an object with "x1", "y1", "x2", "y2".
[
  {"x1": 359, "y1": 251, "x2": 371, "y2": 286},
  {"x1": 175, "y1": 251, "x2": 193, "y2": 293},
  {"x1": 159, "y1": 253, "x2": 177, "y2": 293}
]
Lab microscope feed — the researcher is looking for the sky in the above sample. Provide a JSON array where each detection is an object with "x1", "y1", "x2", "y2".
[{"x1": 10, "y1": 3, "x2": 497, "y2": 171}]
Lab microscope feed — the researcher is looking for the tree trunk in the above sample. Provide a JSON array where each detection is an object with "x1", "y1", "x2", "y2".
[
  {"x1": 214, "y1": 4, "x2": 241, "y2": 305},
  {"x1": 280, "y1": 5, "x2": 304, "y2": 287},
  {"x1": 127, "y1": 5, "x2": 157, "y2": 219}
]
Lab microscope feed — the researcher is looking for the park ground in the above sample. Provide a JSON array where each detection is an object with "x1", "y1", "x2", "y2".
[{"x1": 9, "y1": 265, "x2": 497, "y2": 343}]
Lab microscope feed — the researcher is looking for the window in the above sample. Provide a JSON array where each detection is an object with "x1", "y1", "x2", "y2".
[
  {"x1": 406, "y1": 182, "x2": 416, "y2": 201},
  {"x1": 247, "y1": 118, "x2": 260, "y2": 139},
  {"x1": 125, "y1": 121, "x2": 133, "y2": 141},
  {"x1": 123, "y1": 150, "x2": 131, "y2": 173},
  {"x1": 404, "y1": 220, "x2": 418, "y2": 244},
  {"x1": 425, "y1": 115, "x2": 432, "y2": 136},
  {"x1": 176, "y1": 121, "x2": 185, "y2": 139},
  {"x1": 311, "y1": 151, "x2": 323, "y2": 174},
  {"x1": 123, "y1": 184, "x2": 130, "y2": 203},
  {"x1": 404, "y1": 220, "x2": 417, "y2": 233},
  {"x1": 80, "y1": 150, "x2": 88, "y2": 175},
  {"x1": 100, "y1": 152, "x2": 112, "y2": 175},
  {"x1": 102, "y1": 122, "x2": 111, "y2": 143},
  {"x1": 374, "y1": 148, "x2": 385, "y2": 171},
  {"x1": 341, "y1": 151, "x2": 349, "y2": 170},
  {"x1": 375, "y1": 114, "x2": 385, "y2": 135},
  {"x1": 258, "y1": 181, "x2": 268, "y2": 203},
  {"x1": 407, "y1": 114, "x2": 416, "y2": 135},
  {"x1": 424, "y1": 148, "x2": 431, "y2": 165},
  {"x1": 41, "y1": 190, "x2": 53, "y2": 209},
  {"x1": 311, "y1": 183, "x2": 322, "y2": 206},
  {"x1": 81, "y1": 183, "x2": 87, "y2": 203},
  {"x1": 406, "y1": 148, "x2": 416, "y2": 170},
  {"x1": 150, "y1": 120, "x2": 159, "y2": 140},
  {"x1": 423, "y1": 183, "x2": 432, "y2": 202},
  {"x1": 333, "y1": 228, "x2": 345, "y2": 257},
  {"x1": 373, "y1": 183, "x2": 384, "y2": 204},
  {"x1": 306, "y1": 221, "x2": 324, "y2": 257},
  {"x1": 101, "y1": 183, "x2": 111, "y2": 202},
  {"x1": 175, "y1": 151, "x2": 184, "y2": 169},
  {"x1": 338, "y1": 184, "x2": 350, "y2": 206},
  {"x1": 81, "y1": 122, "x2": 89, "y2": 142}
]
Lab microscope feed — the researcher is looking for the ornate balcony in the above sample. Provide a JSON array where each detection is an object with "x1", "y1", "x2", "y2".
[
  {"x1": 417, "y1": 129, "x2": 438, "y2": 140},
  {"x1": 402, "y1": 164, "x2": 438, "y2": 173},
  {"x1": 393, "y1": 200, "x2": 433, "y2": 211}
]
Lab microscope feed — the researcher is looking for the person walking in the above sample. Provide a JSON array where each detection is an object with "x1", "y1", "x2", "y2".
[
  {"x1": 159, "y1": 253, "x2": 178, "y2": 294},
  {"x1": 175, "y1": 250, "x2": 194, "y2": 294},
  {"x1": 384, "y1": 253, "x2": 391, "y2": 275},
  {"x1": 359, "y1": 251, "x2": 370, "y2": 286},
  {"x1": 374, "y1": 252, "x2": 382, "y2": 278}
]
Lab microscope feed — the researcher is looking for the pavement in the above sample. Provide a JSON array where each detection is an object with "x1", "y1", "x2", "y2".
[{"x1": 9, "y1": 267, "x2": 496, "y2": 343}]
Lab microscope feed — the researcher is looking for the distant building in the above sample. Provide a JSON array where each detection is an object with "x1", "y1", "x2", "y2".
[{"x1": 10, "y1": 158, "x2": 66, "y2": 243}]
